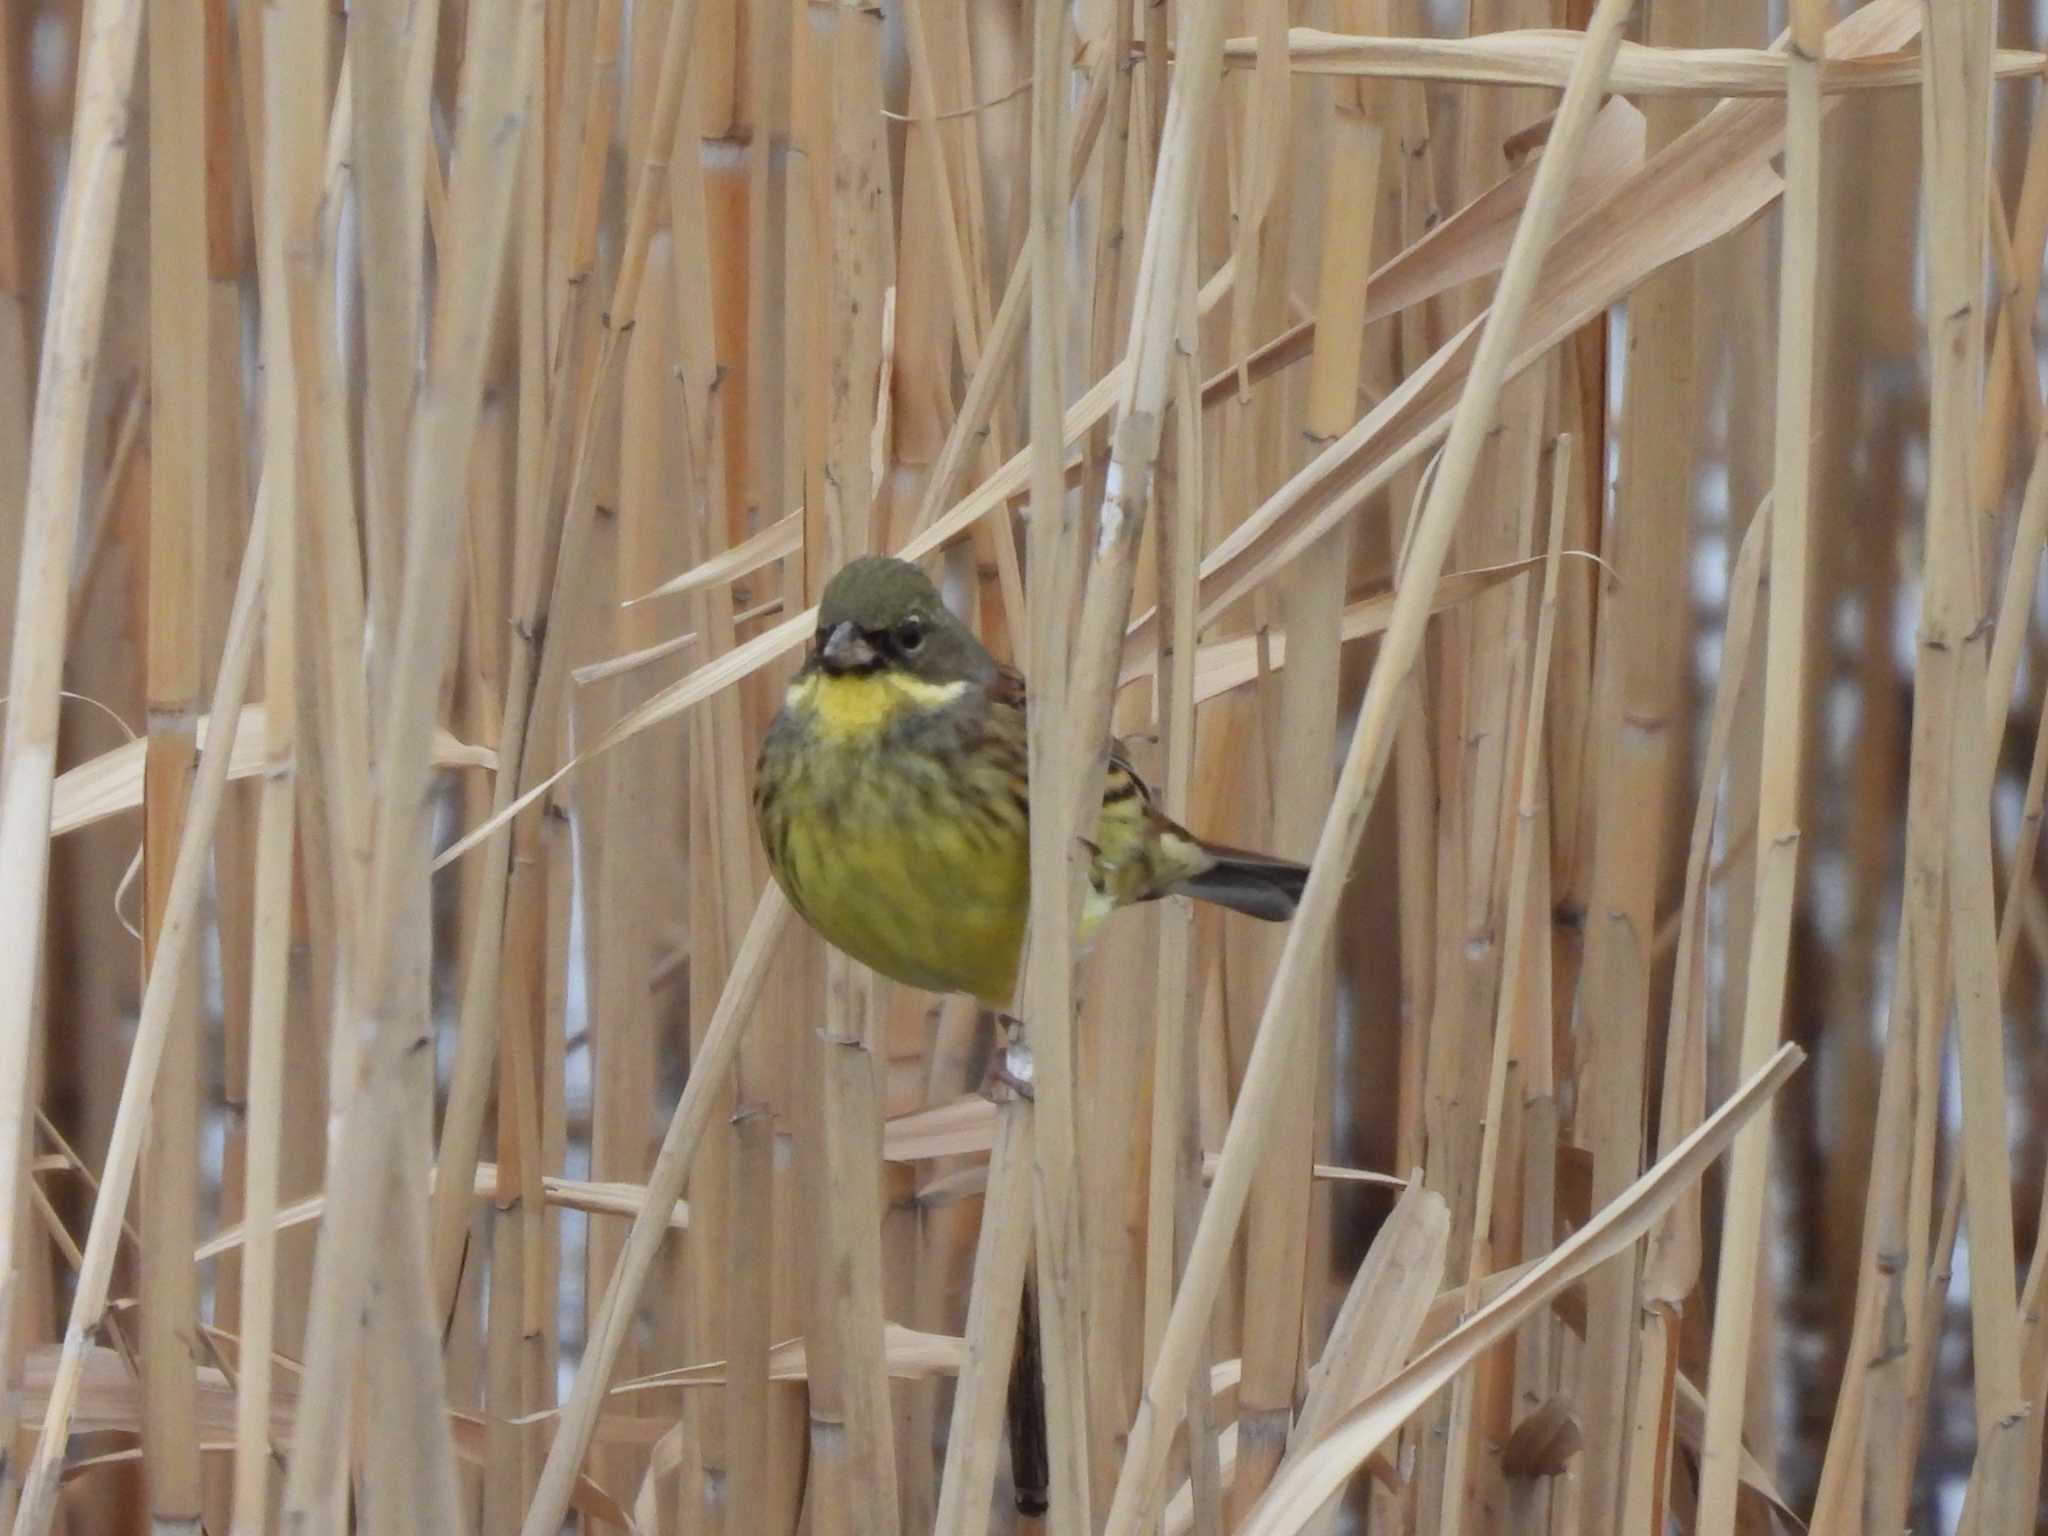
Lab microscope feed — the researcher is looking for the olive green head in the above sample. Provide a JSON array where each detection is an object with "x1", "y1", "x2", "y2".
[{"x1": 809, "y1": 556, "x2": 995, "y2": 685}]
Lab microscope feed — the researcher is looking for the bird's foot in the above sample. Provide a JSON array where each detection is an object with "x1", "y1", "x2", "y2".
[{"x1": 980, "y1": 1015, "x2": 1036, "y2": 1102}]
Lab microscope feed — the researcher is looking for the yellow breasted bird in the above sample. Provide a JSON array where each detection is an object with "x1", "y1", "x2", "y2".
[{"x1": 754, "y1": 556, "x2": 1311, "y2": 1007}]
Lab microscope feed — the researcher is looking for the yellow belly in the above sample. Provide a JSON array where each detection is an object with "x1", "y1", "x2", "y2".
[
  {"x1": 758, "y1": 670, "x2": 1167, "y2": 1006},
  {"x1": 775, "y1": 782, "x2": 1029, "y2": 1005}
]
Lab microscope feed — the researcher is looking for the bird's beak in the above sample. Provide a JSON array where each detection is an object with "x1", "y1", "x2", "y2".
[{"x1": 819, "y1": 621, "x2": 878, "y2": 674}]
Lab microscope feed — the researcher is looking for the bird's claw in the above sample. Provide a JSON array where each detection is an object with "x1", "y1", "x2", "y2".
[{"x1": 981, "y1": 1016, "x2": 1036, "y2": 1102}]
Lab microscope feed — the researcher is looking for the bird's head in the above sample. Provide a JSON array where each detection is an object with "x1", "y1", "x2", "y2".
[{"x1": 809, "y1": 556, "x2": 992, "y2": 688}]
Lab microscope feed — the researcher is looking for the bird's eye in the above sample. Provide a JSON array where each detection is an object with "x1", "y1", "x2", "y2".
[{"x1": 894, "y1": 617, "x2": 926, "y2": 654}]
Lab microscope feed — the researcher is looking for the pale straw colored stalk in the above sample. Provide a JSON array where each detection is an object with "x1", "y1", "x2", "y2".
[
  {"x1": 1099, "y1": 5, "x2": 1634, "y2": 1530},
  {"x1": 16, "y1": 488, "x2": 270, "y2": 1536},
  {"x1": 279, "y1": 10, "x2": 541, "y2": 1526},
  {"x1": 0, "y1": 6, "x2": 145, "y2": 1474},
  {"x1": 139, "y1": 0, "x2": 213, "y2": 1522}
]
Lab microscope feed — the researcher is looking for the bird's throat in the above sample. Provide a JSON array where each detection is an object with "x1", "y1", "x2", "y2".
[{"x1": 787, "y1": 668, "x2": 968, "y2": 743}]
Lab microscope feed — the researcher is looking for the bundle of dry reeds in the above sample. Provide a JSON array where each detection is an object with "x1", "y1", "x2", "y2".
[{"x1": 1, "y1": 0, "x2": 2045, "y2": 1532}]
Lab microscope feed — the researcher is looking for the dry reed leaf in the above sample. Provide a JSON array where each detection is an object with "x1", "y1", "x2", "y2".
[
  {"x1": 627, "y1": 508, "x2": 802, "y2": 606},
  {"x1": 1145, "y1": 0, "x2": 1923, "y2": 652},
  {"x1": 632, "y1": 1421, "x2": 694, "y2": 1536},
  {"x1": 1231, "y1": 1042, "x2": 1802, "y2": 1536},
  {"x1": 1117, "y1": 558, "x2": 1548, "y2": 699},
  {"x1": 1218, "y1": 28, "x2": 2042, "y2": 96},
  {"x1": 193, "y1": 1164, "x2": 689, "y2": 1264},
  {"x1": 1161, "y1": 1434, "x2": 1406, "y2": 1536},
  {"x1": 1282, "y1": 1179, "x2": 1450, "y2": 1536},
  {"x1": 1211, "y1": 97, "x2": 1644, "y2": 398},
  {"x1": 1670, "y1": 1371, "x2": 1807, "y2": 1531},
  {"x1": 50, "y1": 707, "x2": 495, "y2": 838}
]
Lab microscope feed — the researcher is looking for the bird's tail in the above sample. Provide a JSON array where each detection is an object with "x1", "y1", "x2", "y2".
[
  {"x1": 1006, "y1": 1279, "x2": 1050, "y2": 1519},
  {"x1": 1172, "y1": 841, "x2": 1311, "y2": 922}
]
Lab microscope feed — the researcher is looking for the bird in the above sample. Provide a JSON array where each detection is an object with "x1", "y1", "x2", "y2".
[{"x1": 753, "y1": 555, "x2": 1312, "y2": 1009}]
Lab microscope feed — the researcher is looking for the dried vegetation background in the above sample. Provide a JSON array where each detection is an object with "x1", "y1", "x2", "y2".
[{"x1": 0, "y1": 0, "x2": 2044, "y2": 1533}]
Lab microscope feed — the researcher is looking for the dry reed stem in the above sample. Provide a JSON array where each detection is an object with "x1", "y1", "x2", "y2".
[
  {"x1": 1033, "y1": 0, "x2": 1229, "y2": 1512},
  {"x1": 428, "y1": 0, "x2": 709, "y2": 1331},
  {"x1": 227, "y1": 12, "x2": 313, "y2": 1533},
  {"x1": 1234, "y1": 29, "x2": 1383, "y2": 1513},
  {"x1": 667, "y1": 65, "x2": 788, "y2": 1535},
  {"x1": 1692, "y1": 7, "x2": 1821, "y2": 1531},
  {"x1": 1102, "y1": 5, "x2": 1631, "y2": 1530},
  {"x1": 424, "y1": 0, "x2": 615, "y2": 1316},
  {"x1": 807, "y1": 0, "x2": 901, "y2": 1525},
  {"x1": 1142, "y1": 301, "x2": 1207, "y2": 1392},
  {"x1": 15, "y1": 487, "x2": 269, "y2": 1536},
  {"x1": 352, "y1": 0, "x2": 434, "y2": 688},
  {"x1": 931, "y1": 1096, "x2": 1036, "y2": 1536},
  {"x1": 140, "y1": 0, "x2": 215, "y2": 1521},
  {"x1": 279, "y1": 11, "x2": 539, "y2": 1526},
  {"x1": 1436, "y1": 435, "x2": 1571, "y2": 1536},
  {"x1": 1920, "y1": 4, "x2": 2034, "y2": 1528},
  {"x1": 1647, "y1": 501, "x2": 1770, "y2": 1312},
  {"x1": 1015, "y1": 0, "x2": 1092, "y2": 1529},
  {"x1": 0, "y1": 7, "x2": 145, "y2": 1471}
]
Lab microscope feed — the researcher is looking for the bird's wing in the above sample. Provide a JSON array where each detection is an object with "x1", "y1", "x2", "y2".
[
  {"x1": 1104, "y1": 741, "x2": 1157, "y2": 809},
  {"x1": 987, "y1": 660, "x2": 1161, "y2": 814},
  {"x1": 989, "y1": 661, "x2": 1029, "y2": 713}
]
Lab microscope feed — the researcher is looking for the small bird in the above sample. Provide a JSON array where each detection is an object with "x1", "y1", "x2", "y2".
[{"x1": 754, "y1": 556, "x2": 1311, "y2": 1008}]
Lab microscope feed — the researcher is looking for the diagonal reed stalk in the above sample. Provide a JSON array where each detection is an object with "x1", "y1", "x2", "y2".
[
  {"x1": 0, "y1": 13, "x2": 145, "y2": 1501},
  {"x1": 1100, "y1": 2, "x2": 1633, "y2": 1527}
]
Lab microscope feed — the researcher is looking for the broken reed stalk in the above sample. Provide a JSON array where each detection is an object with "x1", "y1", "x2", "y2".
[{"x1": 1099, "y1": 4, "x2": 1632, "y2": 1530}]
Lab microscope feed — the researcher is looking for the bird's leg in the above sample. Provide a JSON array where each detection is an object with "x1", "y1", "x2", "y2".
[{"x1": 979, "y1": 1012, "x2": 1036, "y2": 1102}]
